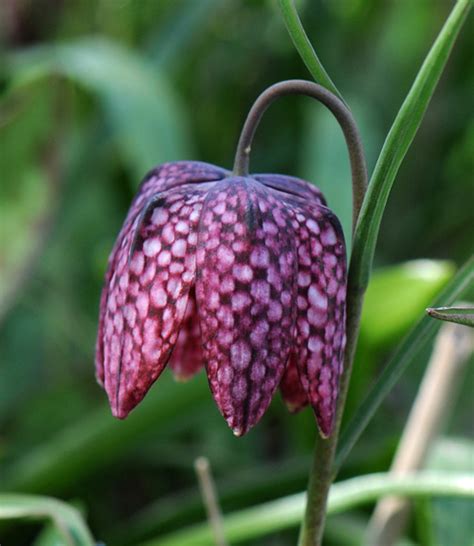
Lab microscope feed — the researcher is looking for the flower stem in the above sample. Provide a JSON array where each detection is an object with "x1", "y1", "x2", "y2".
[
  {"x1": 298, "y1": 273, "x2": 365, "y2": 546},
  {"x1": 233, "y1": 79, "x2": 368, "y2": 545},
  {"x1": 233, "y1": 80, "x2": 366, "y2": 233},
  {"x1": 298, "y1": 435, "x2": 334, "y2": 545}
]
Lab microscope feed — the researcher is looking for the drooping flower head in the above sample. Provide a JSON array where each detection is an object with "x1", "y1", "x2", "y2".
[{"x1": 96, "y1": 161, "x2": 346, "y2": 437}]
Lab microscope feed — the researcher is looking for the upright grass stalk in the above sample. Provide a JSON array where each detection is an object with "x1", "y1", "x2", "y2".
[{"x1": 277, "y1": 0, "x2": 343, "y2": 102}]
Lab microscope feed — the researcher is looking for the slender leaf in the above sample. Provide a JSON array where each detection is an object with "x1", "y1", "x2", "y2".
[
  {"x1": 0, "y1": 494, "x2": 94, "y2": 546},
  {"x1": 350, "y1": 0, "x2": 471, "y2": 293},
  {"x1": 336, "y1": 255, "x2": 474, "y2": 471},
  {"x1": 142, "y1": 471, "x2": 474, "y2": 546},
  {"x1": 278, "y1": 0, "x2": 343, "y2": 100},
  {"x1": 6, "y1": 38, "x2": 192, "y2": 179},
  {"x1": 426, "y1": 306, "x2": 474, "y2": 327}
]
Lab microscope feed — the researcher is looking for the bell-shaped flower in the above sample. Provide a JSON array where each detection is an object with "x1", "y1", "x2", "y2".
[{"x1": 96, "y1": 161, "x2": 346, "y2": 437}]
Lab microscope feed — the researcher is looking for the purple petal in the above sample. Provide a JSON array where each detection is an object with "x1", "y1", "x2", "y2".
[
  {"x1": 280, "y1": 354, "x2": 308, "y2": 413},
  {"x1": 195, "y1": 178, "x2": 297, "y2": 436},
  {"x1": 168, "y1": 289, "x2": 204, "y2": 380},
  {"x1": 133, "y1": 161, "x2": 227, "y2": 219},
  {"x1": 254, "y1": 174, "x2": 326, "y2": 204},
  {"x1": 95, "y1": 161, "x2": 225, "y2": 389},
  {"x1": 99, "y1": 183, "x2": 210, "y2": 418},
  {"x1": 284, "y1": 194, "x2": 347, "y2": 437}
]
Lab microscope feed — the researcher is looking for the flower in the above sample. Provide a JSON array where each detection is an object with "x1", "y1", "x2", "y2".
[{"x1": 96, "y1": 161, "x2": 346, "y2": 437}]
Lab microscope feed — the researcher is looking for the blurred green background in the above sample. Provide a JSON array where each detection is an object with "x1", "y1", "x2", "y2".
[{"x1": 0, "y1": 1, "x2": 473, "y2": 545}]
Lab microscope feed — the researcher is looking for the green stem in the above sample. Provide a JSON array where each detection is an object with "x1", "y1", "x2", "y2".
[
  {"x1": 299, "y1": 269, "x2": 365, "y2": 546},
  {"x1": 298, "y1": 435, "x2": 333, "y2": 545},
  {"x1": 278, "y1": 0, "x2": 343, "y2": 102},
  {"x1": 232, "y1": 79, "x2": 368, "y2": 546},
  {"x1": 282, "y1": 0, "x2": 471, "y2": 543}
]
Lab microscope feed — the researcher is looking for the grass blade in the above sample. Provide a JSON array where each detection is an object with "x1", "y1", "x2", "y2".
[
  {"x1": 0, "y1": 494, "x2": 94, "y2": 546},
  {"x1": 350, "y1": 0, "x2": 472, "y2": 293},
  {"x1": 142, "y1": 471, "x2": 474, "y2": 546},
  {"x1": 278, "y1": 0, "x2": 343, "y2": 101}
]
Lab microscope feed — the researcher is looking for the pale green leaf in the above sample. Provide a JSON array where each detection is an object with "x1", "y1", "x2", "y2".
[
  {"x1": 0, "y1": 494, "x2": 94, "y2": 546},
  {"x1": 360, "y1": 260, "x2": 454, "y2": 347},
  {"x1": 142, "y1": 471, "x2": 474, "y2": 546}
]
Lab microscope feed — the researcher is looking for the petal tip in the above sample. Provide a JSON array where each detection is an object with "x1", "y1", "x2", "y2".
[
  {"x1": 284, "y1": 401, "x2": 305, "y2": 414},
  {"x1": 111, "y1": 404, "x2": 130, "y2": 420},
  {"x1": 95, "y1": 373, "x2": 104, "y2": 388},
  {"x1": 173, "y1": 374, "x2": 191, "y2": 383},
  {"x1": 232, "y1": 426, "x2": 245, "y2": 437},
  {"x1": 314, "y1": 411, "x2": 335, "y2": 439}
]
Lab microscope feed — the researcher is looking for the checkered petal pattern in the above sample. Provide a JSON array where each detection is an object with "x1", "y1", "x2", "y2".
[{"x1": 96, "y1": 162, "x2": 346, "y2": 436}]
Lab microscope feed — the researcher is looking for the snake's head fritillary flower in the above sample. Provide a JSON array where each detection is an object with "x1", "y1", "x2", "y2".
[{"x1": 96, "y1": 161, "x2": 346, "y2": 437}]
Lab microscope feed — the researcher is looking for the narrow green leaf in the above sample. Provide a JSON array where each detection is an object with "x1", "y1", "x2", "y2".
[
  {"x1": 350, "y1": 0, "x2": 471, "y2": 293},
  {"x1": 142, "y1": 471, "x2": 474, "y2": 546},
  {"x1": 6, "y1": 38, "x2": 192, "y2": 179},
  {"x1": 336, "y1": 255, "x2": 474, "y2": 471},
  {"x1": 278, "y1": 0, "x2": 343, "y2": 101},
  {"x1": 0, "y1": 494, "x2": 94, "y2": 546},
  {"x1": 426, "y1": 306, "x2": 474, "y2": 327}
]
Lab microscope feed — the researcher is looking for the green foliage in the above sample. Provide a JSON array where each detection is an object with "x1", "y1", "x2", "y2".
[
  {"x1": 350, "y1": 0, "x2": 472, "y2": 292},
  {"x1": 0, "y1": 494, "x2": 94, "y2": 546},
  {"x1": 359, "y1": 260, "x2": 454, "y2": 347},
  {"x1": 143, "y1": 471, "x2": 474, "y2": 546},
  {"x1": 337, "y1": 255, "x2": 474, "y2": 471},
  {"x1": 420, "y1": 438, "x2": 474, "y2": 546},
  {"x1": 0, "y1": 1, "x2": 472, "y2": 545},
  {"x1": 7, "y1": 38, "x2": 192, "y2": 179},
  {"x1": 278, "y1": 0, "x2": 343, "y2": 101}
]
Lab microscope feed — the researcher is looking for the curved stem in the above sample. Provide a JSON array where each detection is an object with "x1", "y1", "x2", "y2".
[
  {"x1": 278, "y1": 0, "x2": 343, "y2": 102},
  {"x1": 233, "y1": 80, "x2": 367, "y2": 233},
  {"x1": 233, "y1": 79, "x2": 368, "y2": 545}
]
